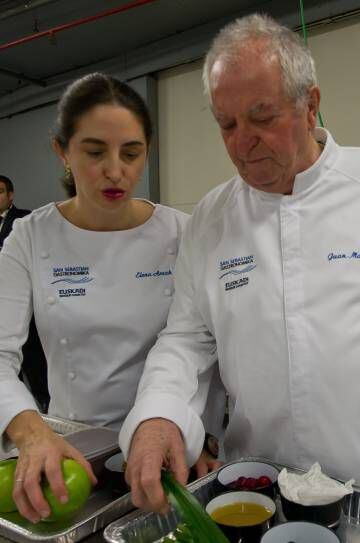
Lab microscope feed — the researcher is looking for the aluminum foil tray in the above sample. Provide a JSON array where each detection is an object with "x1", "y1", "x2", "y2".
[
  {"x1": 42, "y1": 415, "x2": 91, "y2": 435},
  {"x1": 0, "y1": 415, "x2": 134, "y2": 543},
  {"x1": 104, "y1": 457, "x2": 360, "y2": 543},
  {"x1": 0, "y1": 487, "x2": 133, "y2": 543},
  {"x1": 0, "y1": 416, "x2": 91, "y2": 462}
]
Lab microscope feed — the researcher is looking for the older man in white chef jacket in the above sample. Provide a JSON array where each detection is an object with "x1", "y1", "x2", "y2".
[{"x1": 120, "y1": 13, "x2": 360, "y2": 512}]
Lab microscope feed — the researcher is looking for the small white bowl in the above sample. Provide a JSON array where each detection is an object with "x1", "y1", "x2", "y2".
[
  {"x1": 216, "y1": 461, "x2": 279, "y2": 497},
  {"x1": 104, "y1": 452, "x2": 128, "y2": 495},
  {"x1": 260, "y1": 521, "x2": 340, "y2": 543}
]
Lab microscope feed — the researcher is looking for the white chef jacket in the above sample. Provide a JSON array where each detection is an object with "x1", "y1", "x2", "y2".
[
  {"x1": 120, "y1": 129, "x2": 360, "y2": 482},
  {"x1": 0, "y1": 201, "x2": 190, "y2": 453}
]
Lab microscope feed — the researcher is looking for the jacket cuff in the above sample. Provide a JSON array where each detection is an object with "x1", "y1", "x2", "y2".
[
  {"x1": 119, "y1": 392, "x2": 205, "y2": 466},
  {"x1": 0, "y1": 385, "x2": 39, "y2": 457}
]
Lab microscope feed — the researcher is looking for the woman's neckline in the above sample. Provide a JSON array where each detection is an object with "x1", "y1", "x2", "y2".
[{"x1": 54, "y1": 198, "x2": 157, "y2": 233}]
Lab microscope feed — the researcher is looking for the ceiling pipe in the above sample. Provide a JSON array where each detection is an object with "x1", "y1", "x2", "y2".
[
  {"x1": 0, "y1": 0, "x2": 61, "y2": 22},
  {"x1": 0, "y1": 0, "x2": 158, "y2": 52}
]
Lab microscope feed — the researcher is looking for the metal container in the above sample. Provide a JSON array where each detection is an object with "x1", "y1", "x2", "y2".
[
  {"x1": 1, "y1": 415, "x2": 120, "y2": 479},
  {"x1": 104, "y1": 458, "x2": 360, "y2": 543},
  {"x1": 0, "y1": 415, "x2": 134, "y2": 543}
]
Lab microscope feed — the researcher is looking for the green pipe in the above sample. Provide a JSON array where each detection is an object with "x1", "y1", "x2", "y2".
[{"x1": 299, "y1": 0, "x2": 324, "y2": 127}]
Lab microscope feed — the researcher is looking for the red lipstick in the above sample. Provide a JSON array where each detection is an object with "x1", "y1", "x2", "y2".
[{"x1": 102, "y1": 188, "x2": 125, "y2": 200}]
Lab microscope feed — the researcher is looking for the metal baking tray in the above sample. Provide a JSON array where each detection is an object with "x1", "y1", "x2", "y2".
[
  {"x1": 0, "y1": 487, "x2": 133, "y2": 543},
  {"x1": 0, "y1": 415, "x2": 134, "y2": 543},
  {"x1": 42, "y1": 415, "x2": 92, "y2": 435},
  {"x1": 104, "y1": 457, "x2": 360, "y2": 543},
  {"x1": 1, "y1": 415, "x2": 121, "y2": 477}
]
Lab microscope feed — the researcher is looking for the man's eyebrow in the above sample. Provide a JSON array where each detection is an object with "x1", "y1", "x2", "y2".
[
  {"x1": 249, "y1": 103, "x2": 274, "y2": 115},
  {"x1": 212, "y1": 109, "x2": 230, "y2": 122}
]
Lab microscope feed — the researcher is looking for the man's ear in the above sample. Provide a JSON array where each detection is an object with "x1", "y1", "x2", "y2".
[
  {"x1": 8, "y1": 191, "x2": 14, "y2": 206},
  {"x1": 52, "y1": 139, "x2": 67, "y2": 165},
  {"x1": 307, "y1": 86, "x2": 321, "y2": 130}
]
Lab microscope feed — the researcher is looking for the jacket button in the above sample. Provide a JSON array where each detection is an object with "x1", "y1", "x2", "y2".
[
  {"x1": 47, "y1": 296, "x2": 56, "y2": 305},
  {"x1": 68, "y1": 371, "x2": 76, "y2": 380},
  {"x1": 68, "y1": 412, "x2": 76, "y2": 420},
  {"x1": 167, "y1": 248, "x2": 175, "y2": 255},
  {"x1": 41, "y1": 251, "x2": 49, "y2": 259},
  {"x1": 164, "y1": 288, "x2": 172, "y2": 296},
  {"x1": 60, "y1": 338, "x2": 68, "y2": 346}
]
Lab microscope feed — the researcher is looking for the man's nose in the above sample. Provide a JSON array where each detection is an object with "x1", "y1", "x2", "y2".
[{"x1": 234, "y1": 122, "x2": 259, "y2": 156}]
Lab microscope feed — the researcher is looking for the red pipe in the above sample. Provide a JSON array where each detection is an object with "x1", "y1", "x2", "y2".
[{"x1": 0, "y1": 0, "x2": 158, "y2": 52}]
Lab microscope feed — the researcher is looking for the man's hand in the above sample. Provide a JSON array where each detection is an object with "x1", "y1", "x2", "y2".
[
  {"x1": 6, "y1": 411, "x2": 97, "y2": 523},
  {"x1": 125, "y1": 418, "x2": 188, "y2": 513}
]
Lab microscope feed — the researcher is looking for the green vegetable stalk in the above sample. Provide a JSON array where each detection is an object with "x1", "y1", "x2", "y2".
[{"x1": 161, "y1": 471, "x2": 230, "y2": 543}]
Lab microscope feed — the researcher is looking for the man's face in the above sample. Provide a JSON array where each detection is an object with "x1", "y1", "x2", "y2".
[
  {"x1": 210, "y1": 43, "x2": 319, "y2": 194},
  {"x1": 0, "y1": 181, "x2": 13, "y2": 214}
]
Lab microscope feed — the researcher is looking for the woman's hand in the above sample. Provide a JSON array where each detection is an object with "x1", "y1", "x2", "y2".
[
  {"x1": 6, "y1": 411, "x2": 97, "y2": 523},
  {"x1": 193, "y1": 448, "x2": 223, "y2": 479}
]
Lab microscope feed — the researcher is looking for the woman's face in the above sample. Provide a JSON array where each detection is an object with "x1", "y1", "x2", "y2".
[{"x1": 59, "y1": 103, "x2": 148, "y2": 212}]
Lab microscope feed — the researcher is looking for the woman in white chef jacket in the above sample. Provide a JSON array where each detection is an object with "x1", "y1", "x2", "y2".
[{"x1": 0, "y1": 73, "x2": 223, "y2": 523}]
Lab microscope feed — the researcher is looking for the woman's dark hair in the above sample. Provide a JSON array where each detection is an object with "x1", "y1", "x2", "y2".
[{"x1": 53, "y1": 73, "x2": 153, "y2": 197}]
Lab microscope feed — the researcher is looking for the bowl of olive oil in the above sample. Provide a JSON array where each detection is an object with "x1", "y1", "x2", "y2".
[{"x1": 205, "y1": 491, "x2": 276, "y2": 543}]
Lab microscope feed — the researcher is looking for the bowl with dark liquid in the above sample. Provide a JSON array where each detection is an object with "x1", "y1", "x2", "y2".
[{"x1": 205, "y1": 490, "x2": 276, "y2": 543}]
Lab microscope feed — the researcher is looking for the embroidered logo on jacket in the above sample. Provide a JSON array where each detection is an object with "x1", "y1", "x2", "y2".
[
  {"x1": 50, "y1": 265, "x2": 93, "y2": 298},
  {"x1": 51, "y1": 266, "x2": 94, "y2": 285},
  {"x1": 219, "y1": 255, "x2": 256, "y2": 291},
  {"x1": 58, "y1": 288, "x2": 86, "y2": 298}
]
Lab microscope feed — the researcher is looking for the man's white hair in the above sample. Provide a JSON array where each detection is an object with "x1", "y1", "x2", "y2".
[{"x1": 203, "y1": 13, "x2": 317, "y2": 104}]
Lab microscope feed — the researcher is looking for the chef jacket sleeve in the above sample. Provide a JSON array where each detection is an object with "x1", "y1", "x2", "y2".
[
  {"x1": 119, "y1": 218, "x2": 218, "y2": 466},
  {"x1": 0, "y1": 222, "x2": 39, "y2": 455},
  {"x1": 201, "y1": 363, "x2": 226, "y2": 443}
]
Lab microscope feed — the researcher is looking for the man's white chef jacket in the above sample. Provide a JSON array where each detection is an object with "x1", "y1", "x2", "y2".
[
  {"x1": 0, "y1": 201, "x2": 188, "y2": 453},
  {"x1": 120, "y1": 129, "x2": 360, "y2": 482}
]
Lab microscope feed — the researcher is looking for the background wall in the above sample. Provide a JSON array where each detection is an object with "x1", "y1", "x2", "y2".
[
  {"x1": 158, "y1": 60, "x2": 236, "y2": 215},
  {"x1": 307, "y1": 15, "x2": 360, "y2": 146},
  {"x1": 1, "y1": 103, "x2": 62, "y2": 210},
  {"x1": 158, "y1": 14, "x2": 360, "y2": 212}
]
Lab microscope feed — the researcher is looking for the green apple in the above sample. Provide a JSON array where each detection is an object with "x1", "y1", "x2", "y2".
[
  {"x1": 0, "y1": 458, "x2": 18, "y2": 513},
  {"x1": 42, "y1": 459, "x2": 91, "y2": 522}
]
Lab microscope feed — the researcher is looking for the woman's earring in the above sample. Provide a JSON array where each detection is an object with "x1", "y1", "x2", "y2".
[{"x1": 65, "y1": 164, "x2": 72, "y2": 179}]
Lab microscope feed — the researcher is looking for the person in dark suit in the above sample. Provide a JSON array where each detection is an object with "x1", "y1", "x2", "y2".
[
  {"x1": 0, "y1": 174, "x2": 50, "y2": 412},
  {"x1": 0, "y1": 175, "x2": 30, "y2": 249}
]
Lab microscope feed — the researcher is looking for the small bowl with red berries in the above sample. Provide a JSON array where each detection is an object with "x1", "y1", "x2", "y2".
[{"x1": 215, "y1": 460, "x2": 279, "y2": 498}]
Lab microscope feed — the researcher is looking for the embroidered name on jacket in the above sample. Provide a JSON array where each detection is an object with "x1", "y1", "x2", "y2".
[
  {"x1": 135, "y1": 269, "x2": 172, "y2": 278},
  {"x1": 219, "y1": 255, "x2": 256, "y2": 291},
  {"x1": 328, "y1": 251, "x2": 360, "y2": 261}
]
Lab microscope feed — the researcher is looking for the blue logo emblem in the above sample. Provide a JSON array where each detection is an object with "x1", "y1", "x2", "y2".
[
  {"x1": 218, "y1": 255, "x2": 256, "y2": 291},
  {"x1": 51, "y1": 265, "x2": 94, "y2": 285}
]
